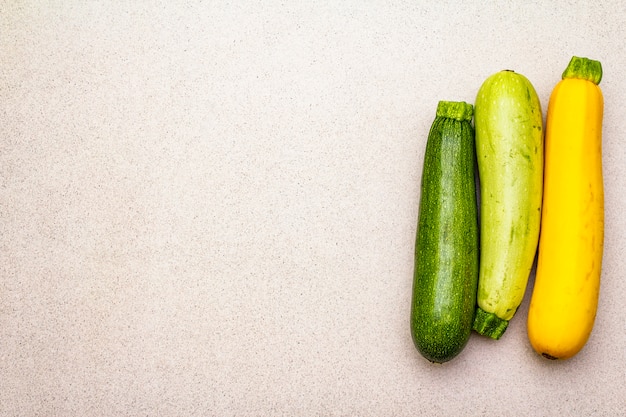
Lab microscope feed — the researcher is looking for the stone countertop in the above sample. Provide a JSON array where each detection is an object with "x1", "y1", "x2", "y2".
[{"x1": 2, "y1": 2, "x2": 625, "y2": 416}]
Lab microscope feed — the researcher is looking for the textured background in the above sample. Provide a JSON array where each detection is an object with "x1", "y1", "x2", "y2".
[{"x1": 2, "y1": 1, "x2": 626, "y2": 416}]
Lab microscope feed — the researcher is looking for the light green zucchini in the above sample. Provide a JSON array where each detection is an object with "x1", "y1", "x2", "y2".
[{"x1": 473, "y1": 70, "x2": 544, "y2": 339}]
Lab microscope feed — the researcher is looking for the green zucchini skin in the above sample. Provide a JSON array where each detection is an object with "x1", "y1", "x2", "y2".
[
  {"x1": 473, "y1": 70, "x2": 543, "y2": 339},
  {"x1": 411, "y1": 101, "x2": 479, "y2": 363}
]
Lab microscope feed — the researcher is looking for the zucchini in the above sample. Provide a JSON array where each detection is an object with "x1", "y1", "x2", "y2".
[
  {"x1": 527, "y1": 57, "x2": 604, "y2": 360},
  {"x1": 410, "y1": 101, "x2": 479, "y2": 363},
  {"x1": 473, "y1": 70, "x2": 544, "y2": 339}
]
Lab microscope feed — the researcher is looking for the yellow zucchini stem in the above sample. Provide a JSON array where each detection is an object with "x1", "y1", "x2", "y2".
[{"x1": 562, "y1": 55, "x2": 602, "y2": 84}]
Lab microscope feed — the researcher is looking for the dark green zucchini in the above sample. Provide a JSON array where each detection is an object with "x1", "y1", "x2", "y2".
[{"x1": 410, "y1": 101, "x2": 479, "y2": 363}]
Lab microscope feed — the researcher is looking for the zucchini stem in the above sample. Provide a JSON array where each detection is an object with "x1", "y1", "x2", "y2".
[
  {"x1": 436, "y1": 101, "x2": 473, "y2": 122},
  {"x1": 561, "y1": 56, "x2": 602, "y2": 85},
  {"x1": 473, "y1": 307, "x2": 509, "y2": 340}
]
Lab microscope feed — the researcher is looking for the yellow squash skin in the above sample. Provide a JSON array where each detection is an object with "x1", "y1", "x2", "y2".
[{"x1": 527, "y1": 57, "x2": 604, "y2": 360}]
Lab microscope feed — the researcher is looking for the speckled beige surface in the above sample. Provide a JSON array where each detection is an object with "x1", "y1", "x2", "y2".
[{"x1": 2, "y1": 2, "x2": 626, "y2": 416}]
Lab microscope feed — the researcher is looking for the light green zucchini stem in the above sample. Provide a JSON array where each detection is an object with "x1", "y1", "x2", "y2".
[
  {"x1": 436, "y1": 101, "x2": 473, "y2": 122},
  {"x1": 562, "y1": 56, "x2": 603, "y2": 85},
  {"x1": 473, "y1": 307, "x2": 509, "y2": 340}
]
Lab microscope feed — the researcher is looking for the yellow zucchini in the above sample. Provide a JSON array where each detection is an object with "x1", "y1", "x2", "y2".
[{"x1": 527, "y1": 56, "x2": 604, "y2": 360}]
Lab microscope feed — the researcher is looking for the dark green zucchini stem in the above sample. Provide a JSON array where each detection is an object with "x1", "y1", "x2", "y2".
[{"x1": 436, "y1": 101, "x2": 473, "y2": 122}]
